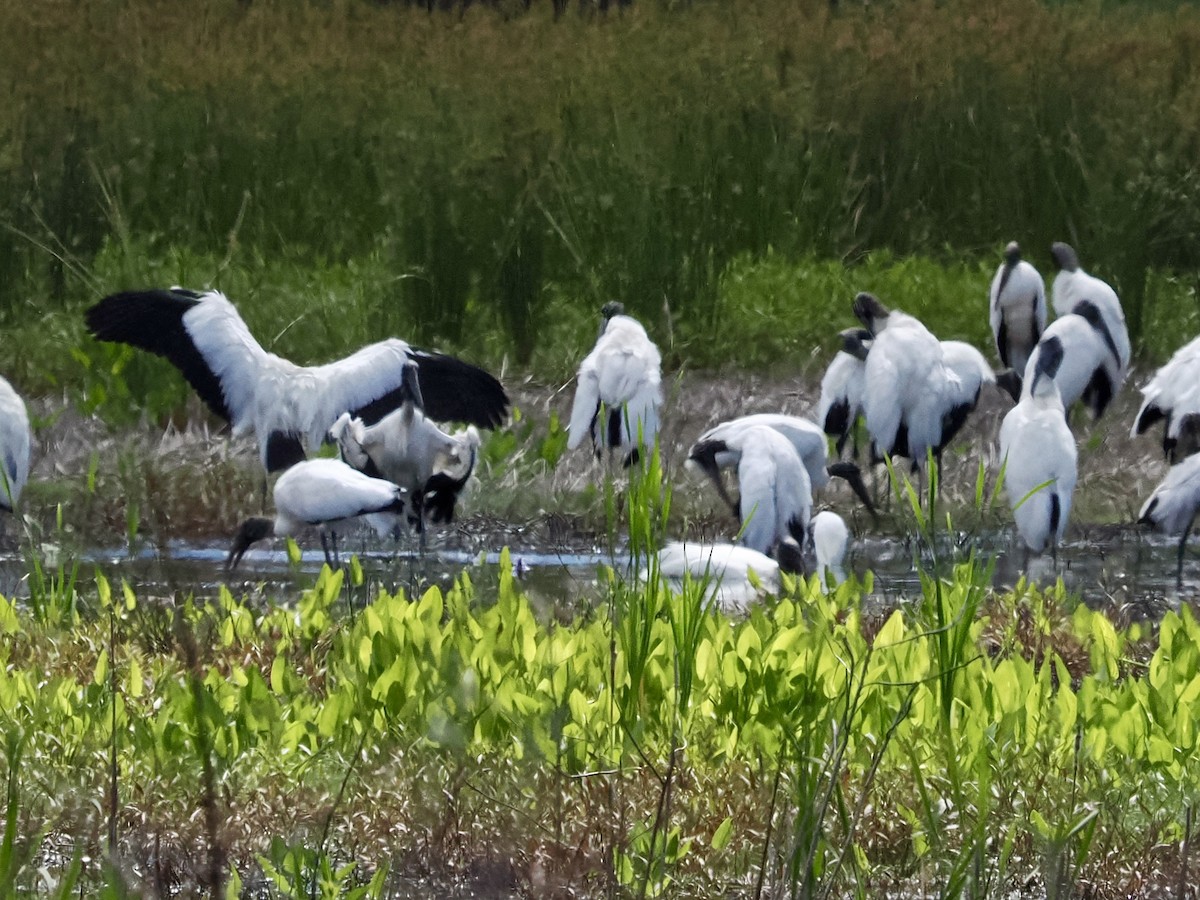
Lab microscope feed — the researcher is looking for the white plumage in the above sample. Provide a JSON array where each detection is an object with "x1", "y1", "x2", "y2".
[
  {"x1": 226, "y1": 458, "x2": 408, "y2": 569},
  {"x1": 0, "y1": 376, "x2": 30, "y2": 512},
  {"x1": 999, "y1": 337, "x2": 1077, "y2": 556},
  {"x1": 1138, "y1": 454, "x2": 1200, "y2": 588},
  {"x1": 811, "y1": 510, "x2": 849, "y2": 585},
  {"x1": 688, "y1": 413, "x2": 875, "y2": 518},
  {"x1": 86, "y1": 288, "x2": 508, "y2": 472},
  {"x1": 1050, "y1": 242, "x2": 1130, "y2": 376},
  {"x1": 938, "y1": 340, "x2": 997, "y2": 450},
  {"x1": 653, "y1": 541, "x2": 784, "y2": 611},
  {"x1": 989, "y1": 241, "x2": 1046, "y2": 379},
  {"x1": 328, "y1": 402, "x2": 480, "y2": 537},
  {"x1": 854, "y1": 292, "x2": 964, "y2": 469},
  {"x1": 1131, "y1": 334, "x2": 1200, "y2": 462},
  {"x1": 817, "y1": 328, "x2": 871, "y2": 457},
  {"x1": 566, "y1": 302, "x2": 662, "y2": 467},
  {"x1": 1021, "y1": 301, "x2": 1122, "y2": 419}
]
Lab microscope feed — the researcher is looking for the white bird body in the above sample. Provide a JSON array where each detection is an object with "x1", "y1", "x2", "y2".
[
  {"x1": 86, "y1": 288, "x2": 508, "y2": 472},
  {"x1": 856, "y1": 295, "x2": 960, "y2": 468},
  {"x1": 328, "y1": 406, "x2": 480, "y2": 529},
  {"x1": 939, "y1": 340, "x2": 997, "y2": 448},
  {"x1": 811, "y1": 510, "x2": 849, "y2": 585},
  {"x1": 1050, "y1": 242, "x2": 1130, "y2": 375},
  {"x1": 1021, "y1": 304, "x2": 1122, "y2": 418},
  {"x1": 989, "y1": 242, "x2": 1047, "y2": 377},
  {"x1": 1139, "y1": 453, "x2": 1200, "y2": 586},
  {"x1": 653, "y1": 541, "x2": 782, "y2": 610},
  {"x1": 1000, "y1": 340, "x2": 1077, "y2": 555},
  {"x1": 717, "y1": 425, "x2": 812, "y2": 556},
  {"x1": 226, "y1": 458, "x2": 408, "y2": 568},
  {"x1": 817, "y1": 329, "x2": 871, "y2": 457},
  {"x1": 1131, "y1": 334, "x2": 1200, "y2": 461},
  {"x1": 0, "y1": 376, "x2": 30, "y2": 511},
  {"x1": 567, "y1": 307, "x2": 662, "y2": 466}
]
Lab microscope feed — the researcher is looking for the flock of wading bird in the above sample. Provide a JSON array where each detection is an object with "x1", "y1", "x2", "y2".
[{"x1": 0, "y1": 241, "x2": 1195, "y2": 599}]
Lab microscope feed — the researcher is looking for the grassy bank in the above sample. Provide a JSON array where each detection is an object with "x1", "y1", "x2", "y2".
[{"x1": 4, "y1": 0, "x2": 1200, "y2": 367}]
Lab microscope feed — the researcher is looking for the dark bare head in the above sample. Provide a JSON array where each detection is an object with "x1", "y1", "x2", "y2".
[
  {"x1": 838, "y1": 327, "x2": 873, "y2": 361},
  {"x1": 1050, "y1": 242, "x2": 1080, "y2": 273},
  {"x1": 226, "y1": 516, "x2": 274, "y2": 570},
  {"x1": 1030, "y1": 336, "x2": 1064, "y2": 396},
  {"x1": 852, "y1": 292, "x2": 890, "y2": 335},
  {"x1": 1003, "y1": 241, "x2": 1021, "y2": 266}
]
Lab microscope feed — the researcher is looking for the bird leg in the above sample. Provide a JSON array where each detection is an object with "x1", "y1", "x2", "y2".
[{"x1": 1177, "y1": 521, "x2": 1193, "y2": 592}]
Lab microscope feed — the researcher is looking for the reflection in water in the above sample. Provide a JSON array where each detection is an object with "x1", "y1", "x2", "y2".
[{"x1": 0, "y1": 528, "x2": 1192, "y2": 618}]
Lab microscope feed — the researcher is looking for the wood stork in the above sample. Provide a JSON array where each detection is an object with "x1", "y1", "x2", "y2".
[
  {"x1": 1021, "y1": 301, "x2": 1123, "y2": 420},
  {"x1": 937, "y1": 340, "x2": 998, "y2": 452},
  {"x1": 687, "y1": 423, "x2": 812, "y2": 566},
  {"x1": 327, "y1": 398, "x2": 480, "y2": 543},
  {"x1": 1138, "y1": 453, "x2": 1200, "y2": 588},
  {"x1": 688, "y1": 413, "x2": 876, "y2": 519},
  {"x1": 653, "y1": 541, "x2": 786, "y2": 612},
  {"x1": 811, "y1": 510, "x2": 849, "y2": 585},
  {"x1": 853, "y1": 292, "x2": 962, "y2": 470},
  {"x1": 999, "y1": 336, "x2": 1077, "y2": 559},
  {"x1": 1050, "y1": 242, "x2": 1130, "y2": 375},
  {"x1": 85, "y1": 288, "x2": 509, "y2": 473},
  {"x1": 817, "y1": 328, "x2": 872, "y2": 458},
  {"x1": 989, "y1": 241, "x2": 1047, "y2": 381},
  {"x1": 1131, "y1": 334, "x2": 1200, "y2": 462},
  {"x1": 566, "y1": 302, "x2": 662, "y2": 467},
  {"x1": 0, "y1": 376, "x2": 30, "y2": 513},
  {"x1": 226, "y1": 458, "x2": 408, "y2": 570}
]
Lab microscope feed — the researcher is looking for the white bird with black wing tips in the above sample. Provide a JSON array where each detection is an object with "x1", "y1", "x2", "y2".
[
  {"x1": 989, "y1": 241, "x2": 1046, "y2": 383},
  {"x1": 85, "y1": 288, "x2": 508, "y2": 473},
  {"x1": 688, "y1": 413, "x2": 876, "y2": 521},
  {"x1": 1050, "y1": 241, "x2": 1130, "y2": 377},
  {"x1": 1138, "y1": 453, "x2": 1200, "y2": 589},
  {"x1": 1021, "y1": 300, "x2": 1123, "y2": 420},
  {"x1": 817, "y1": 328, "x2": 872, "y2": 458},
  {"x1": 999, "y1": 336, "x2": 1077, "y2": 560},
  {"x1": 226, "y1": 458, "x2": 408, "y2": 570},
  {"x1": 566, "y1": 302, "x2": 662, "y2": 467},
  {"x1": 0, "y1": 376, "x2": 30, "y2": 513},
  {"x1": 327, "y1": 374, "x2": 480, "y2": 549},
  {"x1": 1131, "y1": 334, "x2": 1200, "y2": 463}
]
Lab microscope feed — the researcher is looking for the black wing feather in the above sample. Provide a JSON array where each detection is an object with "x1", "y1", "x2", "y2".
[
  {"x1": 353, "y1": 349, "x2": 509, "y2": 429},
  {"x1": 85, "y1": 289, "x2": 233, "y2": 423}
]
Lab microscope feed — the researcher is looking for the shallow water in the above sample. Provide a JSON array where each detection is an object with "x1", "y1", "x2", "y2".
[{"x1": 7, "y1": 524, "x2": 1193, "y2": 621}]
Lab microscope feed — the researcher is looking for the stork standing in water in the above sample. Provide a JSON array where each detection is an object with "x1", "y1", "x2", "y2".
[
  {"x1": 999, "y1": 336, "x2": 1077, "y2": 562},
  {"x1": 566, "y1": 302, "x2": 662, "y2": 467},
  {"x1": 225, "y1": 458, "x2": 408, "y2": 570},
  {"x1": 1131, "y1": 333, "x2": 1200, "y2": 462},
  {"x1": 1138, "y1": 453, "x2": 1200, "y2": 589},
  {"x1": 0, "y1": 376, "x2": 30, "y2": 514},
  {"x1": 85, "y1": 288, "x2": 508, "y2": 473},
  {"x1": 811, "y1": 510, "x2": 850, "y2": 586},
  {"x1": 688, "y1": 413, "x2": 876, "y2": 520},
  {"x1": 327, "y1": 367, "x2": 480, "y2": 552},
  {"x1": 989, "y1": 241, "x2": 1046, "y2": 389},
  {"x1": 652, "y1": 542, "x2": 788, "y2": 612}
]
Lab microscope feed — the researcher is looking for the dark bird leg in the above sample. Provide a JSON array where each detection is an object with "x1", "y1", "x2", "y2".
[{"x1": 1177, "y1": 521, "x2": 1193, "y2": 592}]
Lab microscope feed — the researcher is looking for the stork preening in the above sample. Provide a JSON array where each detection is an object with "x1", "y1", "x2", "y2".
[
  {"x1": 85, "y1": 288, "x2": 509, "y2": 473},
  {"x1": 653, "y1": 541, "x2": 787, "y2": 611},
  {"x1": 1021, "y1": 301, "x2": 1123, "y2": 420},
  {"x1": 0, "y1": 376, "x2": 30, "y2": 513},
  {"x1": 817, "y1": 328, "x2": 872, "y2": 458},
  {"x1": 327, "y1": 394, "x2": 480, "y2": 546},
  {"x1": 989, "y1": 241, "x2": 1047, "y2": 382},
  {"x1": 688, "y1": 413, "x2": 876, "y2": 520},
  {"x1": 566, "y1": 302, "x2": 662, "y2": 467},
  {"x1": 1050, "y1": 242, "x2": 1131, "y2": 377},
  {"x1": 687, "y1": 423, "x2": 811, "y2": 569},
  {"x1": 1138, "y1": 453, "x2": 1200, "y2": 589},
  {"x1": 853, "y1": 292, "x2": 967, "y2": 470},
  {"x1": 1131, "y1": 334, "x2": 1200, "y2": 462},
  {"x1": 226, "y1": 458, "x2": 408, "y2": 570},
  {"x1": 999, "y1": 337, "x2": 1077, "y2": 560}
]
